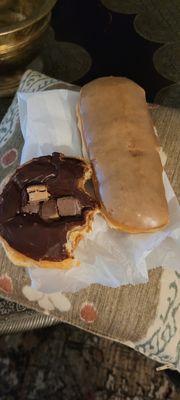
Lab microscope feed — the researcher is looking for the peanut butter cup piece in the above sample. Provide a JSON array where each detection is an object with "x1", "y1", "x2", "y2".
[
  {"x1": 27, "y1": 185, "x2": 50, "y2": 203},
  {"x1": 57, "y1": 197, "x2": 82, "y2": 216},
  {"x1": 41, "y1": 199, "x2": 59, "y2": 222},
  {"x1": 22, "y1": 202, "x2": 40, "y2": 214}
]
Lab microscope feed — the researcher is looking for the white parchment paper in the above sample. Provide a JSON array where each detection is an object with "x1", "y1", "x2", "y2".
[{"x1": 17, "y1": 89, "x2": 180, "y2": 293}]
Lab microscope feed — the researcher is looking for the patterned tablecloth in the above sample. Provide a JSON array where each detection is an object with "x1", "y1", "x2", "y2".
[{"x1": 0, "y1": 70, "x2": 179, "y2": 371}]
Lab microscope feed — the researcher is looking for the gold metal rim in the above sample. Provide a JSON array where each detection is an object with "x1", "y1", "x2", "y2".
[
  {"x1": 0, "y1": 0, "x2": 57, "y2": 36},
  {"x1": 0, "y1": 14, "x2": 50, "y2": 54}
]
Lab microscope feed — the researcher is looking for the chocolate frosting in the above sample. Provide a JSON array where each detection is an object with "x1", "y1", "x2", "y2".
[{"x1": 0, "y1": 153, "x2": 97, "y2": 262}]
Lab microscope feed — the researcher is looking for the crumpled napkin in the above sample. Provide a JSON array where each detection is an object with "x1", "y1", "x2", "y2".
[{"x1": 17, "y1": 89, "x2": 180, "y2": 293}]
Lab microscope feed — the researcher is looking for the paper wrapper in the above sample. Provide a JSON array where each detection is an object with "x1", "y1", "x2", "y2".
[{"x1": 17, "y1": 89, "x2": 180, "y2": 293}]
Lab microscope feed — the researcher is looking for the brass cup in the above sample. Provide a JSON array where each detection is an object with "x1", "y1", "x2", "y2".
[{"x1": 0, "y1": 0, "x2": 57, "y2": 97}]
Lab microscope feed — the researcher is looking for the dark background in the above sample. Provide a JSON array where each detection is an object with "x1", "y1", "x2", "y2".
[{"x1": 51, "y1": 0, "x2": 170, "y2": 102}]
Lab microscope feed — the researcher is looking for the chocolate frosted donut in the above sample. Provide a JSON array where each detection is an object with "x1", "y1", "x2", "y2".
[{"x1": 0, "y1": 153, "x2": 98, "y2": 269}]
